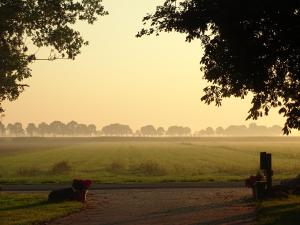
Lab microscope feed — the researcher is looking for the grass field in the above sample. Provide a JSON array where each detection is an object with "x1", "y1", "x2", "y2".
[
  {"x1": 0, "y1": 192, "x2": 82, "y2": 225},
  {"x1": 1, "y1": 137, "x2": 300, "y2": 184},
  {"x1": 257, "y1": 195, "x2": 300, "y2": 225}
]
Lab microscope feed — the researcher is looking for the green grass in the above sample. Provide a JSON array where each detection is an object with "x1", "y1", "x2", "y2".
[
  {"x1": 0, "y1": 192, "x2": 83, "y2": 225},
  {"x1": 257, "y1": 195, "x2": 300, "y2": 225},
  {"x1": 1, "y1": 137, "x2": 300, "y2": 184}
]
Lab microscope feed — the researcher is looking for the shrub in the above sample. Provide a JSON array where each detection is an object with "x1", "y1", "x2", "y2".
[
  {"x1": 16, "y1": 167, "x2": 42, "y2": 177},
  {"x1": 106, "y1": 160, "x2": 126, "y2": 173},
  {"x1": 134, "y1": 160, "x2": 168, "y2": 176},
  {"x1": 50, "y1": 161, "x2": 72, "y2": 174},
  {"x1": 0, "y1": 166, "x2": 5, "y2": 177}
]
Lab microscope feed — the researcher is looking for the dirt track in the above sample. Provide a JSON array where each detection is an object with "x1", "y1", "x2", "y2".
[{"x1": 47, "y1": 188, "x2": 255, "y2": 225}]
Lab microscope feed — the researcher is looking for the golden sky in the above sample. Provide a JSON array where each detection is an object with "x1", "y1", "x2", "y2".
[{"x1": 2, "y1": 0, "x2": 290, "y2": 132}]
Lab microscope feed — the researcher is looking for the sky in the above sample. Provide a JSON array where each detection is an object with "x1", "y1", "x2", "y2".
[{"x1": 1, "y1": 0, "x2": 292, "y2": 132}]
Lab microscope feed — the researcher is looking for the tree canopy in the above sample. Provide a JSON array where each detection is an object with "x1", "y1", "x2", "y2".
[
  {"x1": 138, "y1": 0, "x2": 300, "y2": 134},
  {"x1": 102, "y1": 123, "x2": 133, "y2": 136},
  {"x1": 0, "y1": 0, "x2": 107, "y2": 112}
]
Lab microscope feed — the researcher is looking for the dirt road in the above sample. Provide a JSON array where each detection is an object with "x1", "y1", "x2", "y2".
[{"x1": 48, "y1": 188, "x2": 255, "y2": 225}]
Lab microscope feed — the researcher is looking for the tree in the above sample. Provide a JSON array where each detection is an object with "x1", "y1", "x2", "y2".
[
  {"x1": 76, "y1": 123, "x2": 88, "y2": 136},
  {"x1": 224, "y1": 125, "x2": 248, "y2": 136},
  {"x1": 6, "y1": 123, "x2": 14, "y2": 136},
  {"x1": 14, "y1": 122, "x2": 25, "y2": 136},
  {"x1": 0, "y1": 0, "x2": 107, "y2": 113},
  {"x1": 166, "y1": 126, "x2": 191, "y2": 136},
  {"x1": 205, "y1": 127, "x2": 215, "y2": 136},
  {"x1": 248, "y1": 123, "x2": 268, "y2": 136},
  {"x1": 26, "y1": 123, "x2": 37, "y2": 137},
  {"x1": 66, "y1": 121, "x2": 78, "y2": 136},
  {"x1": 49, "y1": 121, "x2": 66, "y2": 136},
  {"x1": 269, "y1": 125, "x2": 282, "y2": 136},
  {"x1": 38, "y1": 122, "x2": 49, "y2": 137},
  {"x1": 138, "y1": 0, "x2": 300, "y2": 134},
  {"x1": 220, "y1": 123, "x2": 282, "y2": 136},
  {"x1": 102, "y1": 124, "x2": 133, "y2": 136},
  {"x1": 157, "y1": 127, "x2": 165, "y2": 136},
  {"x1": 140, "y1": 125, "x2": 157, "y2": 136},
  {"x1": 0, "y1": 122, "x2": 5, "y2": 136},
  {"x1": 6, "y1": 122, "x2": 24, "y2": 136},
  {"x1": 87, "y1": 124, "x2": 97, "y2": 136},
  {"x1": 216, "y1": 126, "x2": 225, "y2": 136},
  {"x1": 195, "y1": 127, "x2": 215, "y2": 136}
]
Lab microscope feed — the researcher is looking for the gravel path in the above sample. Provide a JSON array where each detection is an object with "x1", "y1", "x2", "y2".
[{"x1": 48, "y1": 188, "x2": 255, "y2": 225}]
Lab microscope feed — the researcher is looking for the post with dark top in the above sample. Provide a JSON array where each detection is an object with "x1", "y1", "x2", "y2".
[
  {"x1": 266, "y1": 153, "x2": 272, "y2": 190},
  {"x1": 260, "y1": 152, "x2": 267, "y2": 170},
  {"x1": 260, "y1": 152, "x2": 273, "y2": 190}
]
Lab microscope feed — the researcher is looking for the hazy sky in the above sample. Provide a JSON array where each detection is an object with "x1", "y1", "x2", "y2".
[{"x1": 2, "y1": 0, "x2": 290, "y2": 131}]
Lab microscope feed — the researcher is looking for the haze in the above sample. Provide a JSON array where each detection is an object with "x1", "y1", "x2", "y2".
[{"x1": 2, "y1": 0, "x2": 290, "y2": 132}]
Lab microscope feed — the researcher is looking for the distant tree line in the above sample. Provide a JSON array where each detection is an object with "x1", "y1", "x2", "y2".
[
  {"x1": 0, "y1": 121, "x2": 283, "y2": 137},
  {"x1": 0, "y1": 121, "x2": 97, "y2": 137},
  {"x1": 194, "y1": 123, "x2": 283, "y2": 136}
]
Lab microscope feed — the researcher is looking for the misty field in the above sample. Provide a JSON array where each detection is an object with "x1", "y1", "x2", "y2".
[{"x1": 1, "y1": 137, "x2": 300, "y2": 184}]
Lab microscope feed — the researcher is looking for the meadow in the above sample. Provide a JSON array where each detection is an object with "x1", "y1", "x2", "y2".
[
  {"x1": 0, "y1": 192, "x2": 82, "y2": 225},
  {"x1": 1, "y1": 137, "x2": 300, "y2": 184}
]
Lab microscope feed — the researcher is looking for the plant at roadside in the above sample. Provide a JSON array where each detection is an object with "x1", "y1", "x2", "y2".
[
  {"x1": 132, "y1": 160, "x2": 168, "y2": 176},
  {"x1": 50, "y1": 161, "x2": 72, "y2": 175},
  {"x1": 245, "y1": 172, "x2": 265, "y2": 188},
  {"x1": 16, "y1": 166, "x2": 42, "y2": 177}
]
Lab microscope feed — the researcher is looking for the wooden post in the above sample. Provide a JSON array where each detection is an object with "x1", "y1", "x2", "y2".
[
  {"x1": 259, "y1": 152, "x2": 273, "y2": 193},
  {"x1": 260, "y1": 152, "x2": 267, "y2": 170},
  {"x1": 266, "y1": 153, "x2": 272, "y2": 190}
]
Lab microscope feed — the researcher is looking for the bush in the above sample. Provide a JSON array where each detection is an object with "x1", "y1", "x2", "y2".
[
  {"x1": 0, "y1": 167, "x2": 5, "y2": 178},
  {"x1": 50, "y1": 161, "x2": 72, "y2": 174},
  {"x1": 0, "y1": 166, "x2": 5, "y2": 177},
  {"x1": 106, "y1": 160, "x2": 126, "y2": 173},
  {"x1": 16, "y1": 167, "x2": 42, "y2": 177},
  {"x1": 133, "y1": 160, "x2": 168, "y2": 176}
]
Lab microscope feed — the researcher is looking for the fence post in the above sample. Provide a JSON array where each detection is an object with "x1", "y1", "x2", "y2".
[
  {"x1": 266, "y1": 153, "x2": 272, "y2": 190},
  {"x1": 259, "y1": 151, "x2": 272, "y2": 191},
  {"x1": 260, "y1": 152, "x2": 267, "y2": 170}
]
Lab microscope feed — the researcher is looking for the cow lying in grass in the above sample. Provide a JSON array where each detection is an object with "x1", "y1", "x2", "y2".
[{"x1": 48, "y1": 179, "x2": 92, "y2": 203}]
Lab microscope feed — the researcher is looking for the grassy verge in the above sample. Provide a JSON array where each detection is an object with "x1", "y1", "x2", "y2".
[
  {"x1": 0, "y1": 175, "x2": 248, "y2": 185},
  {"x1": 257, "y1": 195, "x2": 300, "y2": 225},
  {"x1": 0, "y1": 192, "x2": 83, "y2": 225}
]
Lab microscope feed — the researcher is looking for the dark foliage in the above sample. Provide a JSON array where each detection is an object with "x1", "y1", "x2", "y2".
[
  {"x1": 0, "y1": 0, "x2": 107, "y2": 112},
  {"x1": 138, "y1": 0, "x2": 300, "y2": 134}
]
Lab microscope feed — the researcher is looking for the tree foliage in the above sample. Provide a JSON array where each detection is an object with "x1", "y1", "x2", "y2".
[
  {"x1": 26, "y1": 123, "x2": 37, "y2": 136},
  {"x1": 0, "y1": 121, "x2": 5, "y2": 135},
  {"x1": 138, "y1": 0, "x2": 300, "y2": 134},
  {"x1": 140, "y1": 125, "x2": 158, "y2": 136},
  {"x1": 102, "y1": 123, "x2": 133, "y2": 136},
  {"x1": 0, "y1": 0, "x2": 107, "y2": 112},
  {"x1": 166, "y1": 126, "x2": 191, "y2": 136},
  {"x1": 0, "y1": 121, "x2": 283, "y2": 137}
]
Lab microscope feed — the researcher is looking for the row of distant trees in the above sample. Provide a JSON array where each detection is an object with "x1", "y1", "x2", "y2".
[
  {"x1": 0, "y1": 121, "x2": 97, "y2": 137},
  {"x1": 0, "y1": 122, "x2": 191, "y2": 137},
  {"x1": 195, "y1": 124, "x2": 283, "y2": 136},
  {"x1": 101, "y1": 124, "x2": 192, "y2": 137},
  {"x1": 0, "y1": 121, "x2": 283, "y2": 137}
]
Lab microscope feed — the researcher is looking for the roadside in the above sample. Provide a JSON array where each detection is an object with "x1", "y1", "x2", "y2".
[
  {"x1": 257, "y1": 195, "x2": 300, "y2": 225},
  {"x1": 1, "y1": 182, "x2": 244, "y2": 192},
  {"x1": 0, "y1": 192, "x2": 82, "y2": 225}
]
